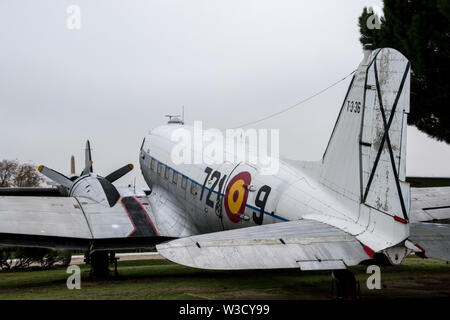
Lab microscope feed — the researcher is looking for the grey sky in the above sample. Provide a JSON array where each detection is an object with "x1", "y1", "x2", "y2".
[{"x1": 1, "y1": 0, "x2": 449, "y2": 188}]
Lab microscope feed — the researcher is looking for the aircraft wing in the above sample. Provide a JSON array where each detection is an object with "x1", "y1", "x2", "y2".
[
  {"x1": 410, "y1": 187, "x2": 450, "y2": 222},
  {"x1": 406, "y1": 176, "x2": 450, "y2": 188},
  {"x1": 0, "y1": 187, "x2": 64, "y2": 197},
  {"x1": 409, "y1": 222, "x2": 450, "y2": 261},
  {"x1": 156, "y1": 219, "x2": 370, "y2": 271},
  {"x1": 406, "y1": 186, "x2": 450, "y2": 261},
  {"x1": 0, "y1": 195, "x2": 172, "y2": 251}
]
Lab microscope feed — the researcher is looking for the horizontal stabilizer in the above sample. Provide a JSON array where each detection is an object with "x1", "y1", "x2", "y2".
[
  {"x1": 410, "y1": 187, "x2": 450, "y2": 222},
  {"x1": 157, "y1": 219, "x2": 370, "y2": 270},
  {"x1": 409, "y1": 222, "x2": 450, "y2": 261}
]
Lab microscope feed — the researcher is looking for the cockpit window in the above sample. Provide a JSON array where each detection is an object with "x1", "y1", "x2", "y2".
[{"x1": 98, "y1": 177, "x2": 120, "y2": 206}]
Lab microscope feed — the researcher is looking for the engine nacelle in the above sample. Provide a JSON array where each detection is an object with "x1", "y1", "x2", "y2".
[{"x1": 69, "y1": 175, "x2": 120, "y2": 207}]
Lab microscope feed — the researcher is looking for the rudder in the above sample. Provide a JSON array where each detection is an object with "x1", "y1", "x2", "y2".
[{"x1": 361, "y1": 48, "x2": 410, "y2": 222}]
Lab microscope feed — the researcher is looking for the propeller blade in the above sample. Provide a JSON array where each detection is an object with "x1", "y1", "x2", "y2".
[
  {"x1": 81, "y1": 140, "x2": 93, "y2": 176},
  {"x1": 70, "y1": 155, "x2": 76, "y2": 175},
  {"x1": 38, "y1": 165, "x2": 74, "y2": 189},
  {"x1": 104, "y1": 164, "x2": 134, "y2": 183}
]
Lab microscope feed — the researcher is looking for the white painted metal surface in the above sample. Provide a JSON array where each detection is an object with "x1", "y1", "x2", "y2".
[
  {"x1": 0, "y1": 196, "x2": 91, "y2": 239},
  {"x1": 362, "y1": 49, "x2": 410, "y2": 219},
  {"x1": 409, "y1": 222, "x2": 450, "y2": 261},
  {"x1": 78, "y1": 197, "x2": 134, "y2": 238},
  {"x1": 410, "y1": 187, "x2": 450, "y2": 222},
  {"x1": 157, "y1": 219, "x2": 369, "y2": 270}
]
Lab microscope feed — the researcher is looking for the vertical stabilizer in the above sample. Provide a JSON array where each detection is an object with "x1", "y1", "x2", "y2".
[
  {"x1": 320, "y1": 47, "x2": 411, "y2": 249},
  {"x1": 321, "y1": 45, "x2": 376, "y2": 202}
]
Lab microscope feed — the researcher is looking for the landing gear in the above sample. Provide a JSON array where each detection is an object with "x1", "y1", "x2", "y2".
[
  {"x1": 84, "y1": 250, "x2": 116, "y2": 278},
  {"x1": 331, "y1": 269, "x2": 358, "y2": 300}
]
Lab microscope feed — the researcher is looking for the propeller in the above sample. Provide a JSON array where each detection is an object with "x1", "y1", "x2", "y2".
[
  {"x1": 38, "y1": 165, "x2": 73, "y2": 189},
  {"x1": 104, "y1": 164, "x2": 134, "y2": 183},
  {"x1": 37, "y1": 140, "x2": 134, "y2": 190},
  {"x1": 81, "y1": 140, "x2": 93, "y2": 176},
  {"x1": 70, "y1": 155, "x2": 76, "y2": 175}
]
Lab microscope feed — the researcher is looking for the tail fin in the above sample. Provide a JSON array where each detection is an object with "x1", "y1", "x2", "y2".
[{"x1": 321, "y1": 47, "x2": 411, "y2": 224}]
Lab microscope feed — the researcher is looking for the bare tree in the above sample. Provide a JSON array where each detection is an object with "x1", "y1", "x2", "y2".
[
  {"x1": 0, "y1": 161, "x2": 68, "y2": 271},
  {"x1": 0, "y1": 160, "x2": 18, "y2": 187},
  {"x1": 0, "y1": 160, "x2": 42, "y2": 187},
  {"x1": 13, "y1": 163, "x2": 43, "y2": 187}
]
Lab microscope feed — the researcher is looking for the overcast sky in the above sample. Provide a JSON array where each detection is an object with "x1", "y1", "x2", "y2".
[{"x1": 1, "y1": 0, "x2": 449, "y2": 188}]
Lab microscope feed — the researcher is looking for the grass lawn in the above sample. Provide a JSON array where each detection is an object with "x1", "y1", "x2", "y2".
[{"x1": 0, "y1": 256, "x2": 449, "y2": 300}]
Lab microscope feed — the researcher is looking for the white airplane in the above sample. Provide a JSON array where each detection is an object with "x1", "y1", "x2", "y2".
[{"x1": 1, "y1": 46, "x2": 449, "y2": 297}]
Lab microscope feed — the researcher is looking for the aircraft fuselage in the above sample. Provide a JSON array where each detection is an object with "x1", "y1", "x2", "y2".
[{"x1": 139, "y1": 124, "x2": 355, "y2": 236}]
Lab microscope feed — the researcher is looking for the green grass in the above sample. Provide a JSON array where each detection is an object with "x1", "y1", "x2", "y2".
[{"x1": 0, "y1": 256, "x2": 449, "y2": 300}]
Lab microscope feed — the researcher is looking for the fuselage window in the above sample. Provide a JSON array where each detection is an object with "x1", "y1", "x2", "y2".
[
  {"x1": 190, "y1": 182, "x2": 198, "y2": 195},
  {"x1": 172, "y1": 172, "x2": 178, "y2": 184},
  {"x1": 164, "y1": 166, "x2": 170, "y2": 179},
  {"x1": 151, "y1": 159, "x2": 156, "y2": 171},
  {"x1": 181, "y1": 176, "x2": 187, "y2": 189},
  {"x1": 157, "y1": 163, "x2": 163, "y2": 175}
]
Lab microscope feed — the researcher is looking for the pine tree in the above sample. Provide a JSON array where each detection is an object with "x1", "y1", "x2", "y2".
[{"x1": 359, "y1": 0, "x2": 450, "y2": 143}]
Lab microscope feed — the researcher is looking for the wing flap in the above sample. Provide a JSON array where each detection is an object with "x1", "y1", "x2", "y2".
[
  {"x1": 298, "y1": 260, "x2": 346, "y2": 271},
  {"x1": 157, "y1": 219, "x2": 369, "y2": 270}
]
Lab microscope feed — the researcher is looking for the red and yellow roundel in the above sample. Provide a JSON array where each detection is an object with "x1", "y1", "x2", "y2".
[{"x1": 224, "y1": 171, "x2": 251, "y2": 223}]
